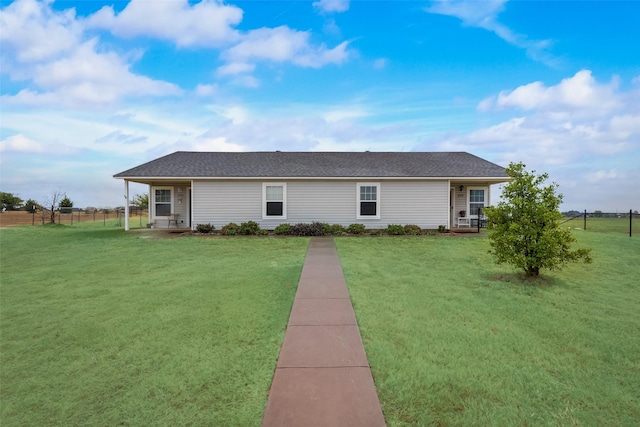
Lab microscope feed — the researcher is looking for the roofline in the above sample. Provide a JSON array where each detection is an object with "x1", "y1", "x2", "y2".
[{"x1": 115, "y1": 176, "x2": 510, "y2": 182}]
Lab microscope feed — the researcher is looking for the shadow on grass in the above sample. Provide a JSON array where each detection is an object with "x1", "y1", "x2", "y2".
[{"x1": 487, "y1": 271, "x2": 569, "y2": 291}]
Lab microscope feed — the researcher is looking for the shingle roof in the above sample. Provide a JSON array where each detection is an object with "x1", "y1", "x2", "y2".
[{"x1": 114, "y1": 151, "x2": 508, "y2": 179}]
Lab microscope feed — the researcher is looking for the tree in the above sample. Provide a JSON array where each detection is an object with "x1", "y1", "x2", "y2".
[
  {"x1": 132, "y1": 193, "x2": 149, "y2": 210},
  {"x1": 484, "y1": 162, "x2": 592, "y2": 277},
  {"x1": 1, "y1": 192, "x2": 24, "y2": 211},
  {"x1": 23, "y1": 199, "x2": 41, "y2": 212},
  {"x1": 44, "y1": 190, "x2": 64, "y2": 224},
  {"x1": 59, "y1": 196, "x2": 73, "y2": 208}
]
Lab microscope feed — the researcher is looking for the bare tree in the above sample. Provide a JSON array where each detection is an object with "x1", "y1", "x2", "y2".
[{"x1": 44, "y1": 190, "x2": 65, "y2": 224}]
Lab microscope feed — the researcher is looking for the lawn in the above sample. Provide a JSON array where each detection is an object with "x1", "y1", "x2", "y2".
[
  {"x1": 0, "y1": 223, "x2": 308, "y2": 426},
  {"x1": 336, "y1": 231, "x2": 640, "y2": 426},
  {"x1": 562, "y1": 215, "x2": 640, "y2": 235}
]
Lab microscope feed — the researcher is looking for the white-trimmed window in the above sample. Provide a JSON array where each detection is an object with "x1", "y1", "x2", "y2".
[
  {"x1": 468, "y1": 188, "x2": 487, "y2": 217},
  {"x1": 357, "y1": 183, "x2": 380, "y2": 219},
  {"x1": 154, "y1": 188, "x2": 172, "y2": 217},
  {"x1": 263, "y1": 183, "x2": 286, "y2": 219}
]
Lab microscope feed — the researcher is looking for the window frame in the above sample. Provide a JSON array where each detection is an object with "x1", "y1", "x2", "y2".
[
  {"x1": 153, "y1": 187, "x2": 173, "y2": 218},
  {"x1": 356, "y1": 183, "x2": 381, "y2": 219},
  {"x1": 262, "y1": 183, "x2": 287, "y2": 219},
  {"x1": 467, "y1": 187, "x2": 487, "y2": 218}
]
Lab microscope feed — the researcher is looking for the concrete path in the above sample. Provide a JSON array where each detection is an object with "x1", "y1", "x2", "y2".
[{"x1": 262, "y1": 237, "x2": 386, "y2": 427}]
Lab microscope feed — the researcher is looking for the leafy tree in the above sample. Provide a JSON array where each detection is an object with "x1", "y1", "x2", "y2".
[
  {"x1": 59, "y1": 196, "x2": 73, "y2": 208},
  {"x1": 132, "y1": 193, "x2": 149, "y2": 210},
  {"x1": 1, "y1": 192, "x2": 24, "y2": 211},
  {"x1": 23, "y1": 199, "x2": 41, "y2": 212},
  {"x1": 484, "y1": 162, "x2": 592, "y2": 277}
]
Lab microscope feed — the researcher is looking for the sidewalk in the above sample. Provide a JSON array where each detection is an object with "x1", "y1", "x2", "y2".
[{"x1": 262, "y1": 237, "x2": 386, "y2": 427}]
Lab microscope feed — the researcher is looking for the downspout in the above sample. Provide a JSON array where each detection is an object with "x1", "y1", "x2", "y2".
[{"x1": 124, "y1": 180, "x2": 130, "y2": 231}]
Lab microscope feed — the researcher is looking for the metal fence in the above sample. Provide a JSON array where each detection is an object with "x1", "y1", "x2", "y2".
[
  {"x1": 561, "y1": 210, "x2": 637, "y2": 237},
  {"x1": 0, "y1": 210, "x2": 148, "y2": 228}
]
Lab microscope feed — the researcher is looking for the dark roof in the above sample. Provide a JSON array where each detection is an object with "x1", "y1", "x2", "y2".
[{"x1": 114, "y1": 151, "x2": 508, "y2": 179}]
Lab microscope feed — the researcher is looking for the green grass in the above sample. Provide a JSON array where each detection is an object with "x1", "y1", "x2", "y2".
[
  {"x1": 336, "y1": 232, "x2": 640, "y2": 426},
  {"x1": 0, "y1": 224, "x2": 308, "y2": 426},
  {"x1": 563, "y1": 215, "x2": 640, "y2": 234}
]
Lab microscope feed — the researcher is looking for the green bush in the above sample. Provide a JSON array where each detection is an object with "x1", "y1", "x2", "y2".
[
  {"x1": 438, "y1": 225, "x2": 448, "y2": 233},
  {"x1": 274, "y1": 223, "x2": 291, "y2": 235},
  {"x1": 326, "y1": 224, "x2": 346, "y2": 236},
  {"x1": 195, "y1": 223, "x2": 214, "y2": 234},
  {"x1": 220, "y1": 222, "x2": 239, "y2": 236},
  {"x1": 386, "y1": 224, "x2": 405, "y2": 235},
  {"x1": 347, "y1": 223, "x2": 366, "y2": 235},
  {"x1": 370, "y1": 229, "x2": 384, "y2": 236},
  {"x1": 257, "y1": 229, "x2": 269, "y2": 236},
  {"x1": 290, "y1": 222, "x2": 327, "y2": 236},
  {"x1": 239, "y1": 221, "x2": 261, "y2": 235},
  {"x1": 404, "y1": 224, "x2": 422, "y2": 235}
]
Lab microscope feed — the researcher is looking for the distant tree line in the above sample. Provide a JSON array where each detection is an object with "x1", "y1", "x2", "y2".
[
  {"x1": 562, "y1": 210, "x2": 638, "y2": 218},
  {"x1": 1, "y1": 191, "x2": 149, "y2": 224}
]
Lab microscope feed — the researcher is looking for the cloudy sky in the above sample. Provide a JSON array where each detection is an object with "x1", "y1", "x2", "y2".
[{"x1": 1, "y1": 0, "x2": 639, "y2": 212}]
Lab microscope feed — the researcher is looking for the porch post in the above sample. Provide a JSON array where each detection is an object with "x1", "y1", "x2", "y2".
[{"x1": 124, "y1": 180, "x2": 130, "y2": 231}]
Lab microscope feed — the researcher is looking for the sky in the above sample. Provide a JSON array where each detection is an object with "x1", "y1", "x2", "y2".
[{"x1": 1, "y1": 0, "x2": 639, "y2": 212}]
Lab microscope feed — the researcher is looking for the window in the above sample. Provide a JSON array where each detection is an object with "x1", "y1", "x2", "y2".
[
  {"x1": 263, "y1": 183, "x2": 286, "y2": 218},
  {"x1": 154, "y1": 188, "x2": 172, "y2": 217},
  {"x1": 469, "y1": 188, "x2": 486, "y2": 217},
  {"x1": 357, "y1": 183, "x2": 380, "y2": 219}
]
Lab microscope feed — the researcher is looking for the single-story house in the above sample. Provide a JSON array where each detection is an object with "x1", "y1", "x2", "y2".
[{"x1": 113, "y1": 151, "x2": 509, "y2": 231}]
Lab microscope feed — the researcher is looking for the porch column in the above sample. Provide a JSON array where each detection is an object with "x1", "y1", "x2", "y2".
[{"x1": 124, "y1": 180, "x2": 130, "y2": 231}]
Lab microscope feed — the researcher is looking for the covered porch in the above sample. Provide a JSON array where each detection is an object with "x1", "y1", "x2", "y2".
[{"x1": 122, "y1": 179, "x2": 192, "y2": 231}]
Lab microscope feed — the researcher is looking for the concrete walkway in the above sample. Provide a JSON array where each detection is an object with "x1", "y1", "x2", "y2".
[{"x1": 262, "y1": 237, "x2": 386, "y2": 427}]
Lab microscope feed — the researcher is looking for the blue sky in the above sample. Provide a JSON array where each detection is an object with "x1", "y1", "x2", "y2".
[{"x1": 1, "y1": 0, "x2": 639, "y2": 212}]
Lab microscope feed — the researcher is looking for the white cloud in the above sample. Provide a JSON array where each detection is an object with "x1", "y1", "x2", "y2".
[
  {"x1": 0, "y1": 0, "x2": 81, "y2": 63},
  {"x1": 0, "y1": 134, "x2": 48, "y2": 153},
  {"x1": 427, "y1": 0, "x2": 554, "y2": 64},
  {"x1": 585, "y1": 169, "x2": 619, "y2": 184},
  {"x1": 193, "y1": 84, "x2": 218, "y2": 97},
  {"x1": 313, "y1": 0, "x2": 350, "y2": 13},
  {"x1": 427, "y1": 71, "x2": 640, "y2": 211},
  {"x1": 219, "y1": 26, "x2": 349, "y2": 76},
  {"x1": 1, "y1": 0, "x2": 183, "y2": 107},
  {"x1": 85, "y1": 0, "x2": 243, "y2": 48},
  {"x1": 480, "y1": 70, "x2": 621, "y2": 114}
]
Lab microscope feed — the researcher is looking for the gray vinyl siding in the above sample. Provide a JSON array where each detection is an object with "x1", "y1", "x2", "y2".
[
  {"x1": 380, "y1": 181, "x2": 449, "y2": 229},
  {"x1": 192, "y1": 181, "x2": 261, "y2": 227},
  {"x1": 150, "y1": 185, "x2": 189, "y2": 228},
  {"x1": 192, "y1": 179, "x2": 450, "y2": 230}
]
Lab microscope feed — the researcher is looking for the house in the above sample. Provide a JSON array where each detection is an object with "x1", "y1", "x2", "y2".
[{"x1": 113, "y1": 151, "x2": 509, "y2": 231}]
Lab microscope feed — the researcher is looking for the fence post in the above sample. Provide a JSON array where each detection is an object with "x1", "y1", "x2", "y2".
[
  {"x1": 584, "y1": 210, "x2": 587, "y2": 230},
  {"x1": 631, "y1": 209, "x2": 633, "y2": 238}
]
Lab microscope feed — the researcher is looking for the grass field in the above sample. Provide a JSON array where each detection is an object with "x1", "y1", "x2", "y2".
[
  {"x1": 336, "y1": 231, "x2": 640, "y2": 426},
  {"x1": 562, "y1": 215, "x2": 639, "y2": 235},
  {"x1": 0, "y1": 224, "x2": 308, "y2": 426},
  {"x1": 2, "y1": 221, "x2": 638, "y2": 426}
]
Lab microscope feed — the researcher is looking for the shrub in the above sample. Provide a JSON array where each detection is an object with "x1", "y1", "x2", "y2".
[
  {"x1": 195, "y1": 223, "x2": 214, "y2": 234},
  {"x1": 386, "y1": 224, "x2": 405, "y2": 235},
  {"x1": 347, "y1": 223, "x2": 366, "y2": 235},
  {"x1": 370, "y1": 229, "x2": 383, "y2": 236},
  {"x1": 289, "y1": 222, "x2": 327, "y2": 236},
  {"x1": 404, "y1": 224, "x2": 422, "y2": 235},
  {"x1": 257, "y1": 229, "x2": 269, "y2": 236},
  {"x1": 239, "y1": 221, "x2": 261, "y2": 235},
  {"x1": 438, "y1": 225, "x2": 448, "y2": 233},
  {"x1": 220, "y1": 222, "x2": 239, "y2": 236},
  {"x1": 274, "y1": 223, "x2": 291, "y2": 235},
  {"x1": 326, "y1": 224, "x2": 346, "y2": 236}
]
